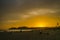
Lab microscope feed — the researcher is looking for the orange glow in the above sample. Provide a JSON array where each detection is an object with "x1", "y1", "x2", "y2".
[
  {"x1": 34, "y1": 22, "x2": 47, "y2": 27},
  {"x1": 36, "y1": 24, "x2": 46, "y2": 27},
  {"x1": 1, "y1": 15, "x2": 60, "y2": 30}
]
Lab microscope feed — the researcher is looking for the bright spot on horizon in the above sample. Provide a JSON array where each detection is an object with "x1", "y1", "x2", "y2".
[
  {"x1": 36, "y1": 24, "x2": 46, "y2": 27},
  {"x1": 34, "y1": 22, "x2": 47, "y2": 27}
]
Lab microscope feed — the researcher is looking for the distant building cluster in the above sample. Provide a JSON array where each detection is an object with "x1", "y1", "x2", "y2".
[
  {"x1": 0, "y1": 26, "x2": 60, "y2": 32},
  {"x1": 4, "y1": 26, "x2": 36, "y2": 32}
]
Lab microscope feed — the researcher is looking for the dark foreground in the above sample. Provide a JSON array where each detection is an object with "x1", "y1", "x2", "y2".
[{"x1": 0, "y1": 29, "x2": 60, "y2": 40}]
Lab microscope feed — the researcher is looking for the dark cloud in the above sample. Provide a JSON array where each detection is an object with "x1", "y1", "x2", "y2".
[
  {"x1": 0, "y1": 0, "x2": 60, "y2": 20},
  {"x1": 1, "y1": 0, "x2": 60, "y2": 13},
  {"x1": 1, "y1": 0, "x2": 60, "y2": 21}
]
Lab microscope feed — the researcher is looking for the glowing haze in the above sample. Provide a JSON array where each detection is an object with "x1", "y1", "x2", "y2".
[{"x1": 1, "y1": 0, "x2": 60, "y2": 29}]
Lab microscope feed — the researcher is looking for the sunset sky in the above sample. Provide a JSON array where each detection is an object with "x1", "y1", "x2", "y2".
[{"x1": 1, "y1": 0, "x2": 60, "y2": 30}]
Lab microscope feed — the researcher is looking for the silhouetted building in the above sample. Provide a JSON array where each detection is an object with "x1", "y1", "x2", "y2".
[{"x1": 9, "y1": 27, "x2": 17, "y2": 30}]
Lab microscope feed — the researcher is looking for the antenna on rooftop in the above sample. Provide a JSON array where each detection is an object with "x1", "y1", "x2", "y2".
[{"x1": 57, "y1": 16, "x2": 60, "y2": 27}]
